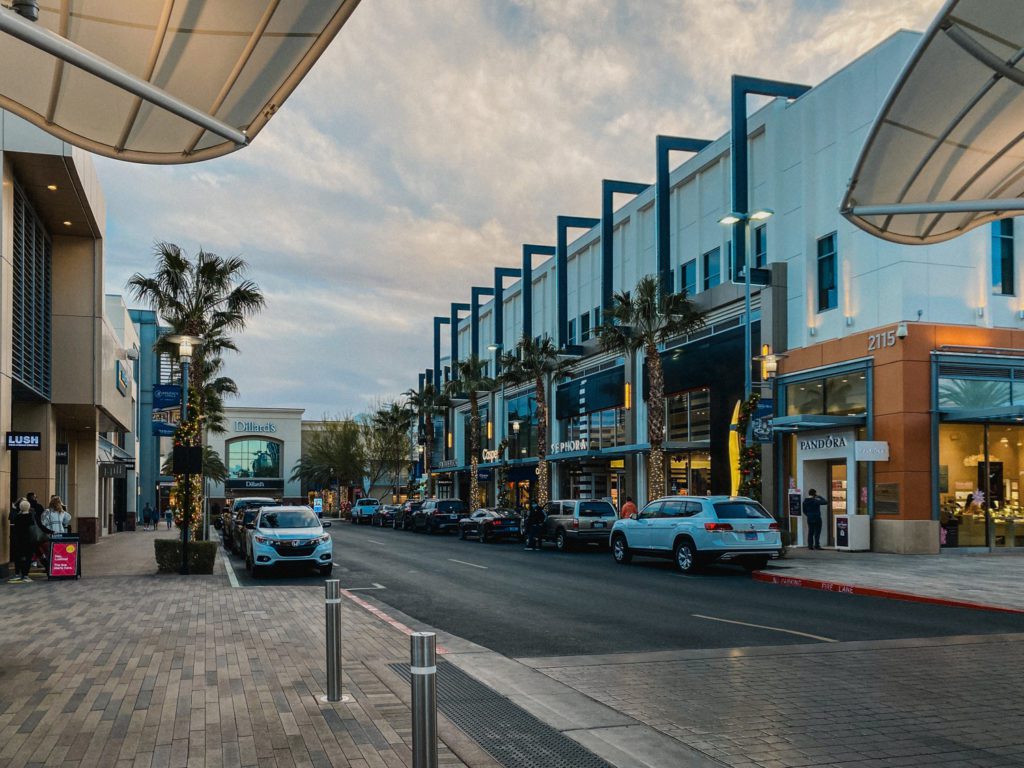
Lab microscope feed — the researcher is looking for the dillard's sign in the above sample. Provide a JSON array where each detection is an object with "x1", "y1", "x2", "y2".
[
  {"x1": 233, "y1": 420, "x2": 278, "y2": 434},
  {"x1": 551, "y1": 438, "x2": 589, "y2": 454}
]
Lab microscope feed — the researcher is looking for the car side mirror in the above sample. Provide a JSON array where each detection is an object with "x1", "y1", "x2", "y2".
[
  {"x1": 629, "y1": 513, "x2": 638, "y2": 520},
  {"x1": 322, "y1": 521, "x2": 332, "y2": 528}
]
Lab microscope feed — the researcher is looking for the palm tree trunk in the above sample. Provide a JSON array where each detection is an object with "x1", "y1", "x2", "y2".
[
  {"x1": 535, "y1": 375, "x2": 549, "y2": 506},
  {"x1": 469, "y1": 393, "x2": 480, "y2": 508},
  {"x1": 646, "y1": 341, "x2": 666, "y2": 498}
]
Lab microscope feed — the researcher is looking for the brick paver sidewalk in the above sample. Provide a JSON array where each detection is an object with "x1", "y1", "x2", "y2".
[
  {"x1": 0, "y1": 529, "x2": 497, "y2": 768},
  {"x1": 759, "y1": 548, "x2": 1024, "y2": 611}
]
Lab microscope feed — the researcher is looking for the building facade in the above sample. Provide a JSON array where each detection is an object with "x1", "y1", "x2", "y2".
[
  {"x1": 206, "y1": 407, "x2": 304, "y2": 505},
  {"x1": 416, "y1": 30, "x2": 1024, "y2": 554}
]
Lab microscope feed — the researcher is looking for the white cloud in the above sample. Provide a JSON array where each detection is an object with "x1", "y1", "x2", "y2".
[{"x1": 97, "y1": 0, "x2": 941, "y2": 415}]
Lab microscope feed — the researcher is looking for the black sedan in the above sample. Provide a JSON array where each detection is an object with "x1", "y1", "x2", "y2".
[
  {"x1": 395, "y1": 500, "x2": 423, "y2": 530},
  {"x1": 372, "y1": 505, "x2": 399, "y2": 527},
  {"x1": 458, "y1": 508, "x2": 523, "y2": 543}
]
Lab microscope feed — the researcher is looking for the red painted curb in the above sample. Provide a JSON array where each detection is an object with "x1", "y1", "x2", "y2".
[
  {"x1": 340, "y1": 588, "x2": 450, "y2": 654},
  {"x1": 752, "y1": 571, "x2": 1024, "y2": 615}
]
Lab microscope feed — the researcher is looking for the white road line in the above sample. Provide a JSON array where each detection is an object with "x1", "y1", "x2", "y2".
[
  {"x1": 223, "y1": 555, "x2": 241, "y2": 589},
  {"x1": 365, "y1": 539, "x2": 386, "y2": 545},
  {"x1": 344, "y1": 583, "x2": 387, "y2": 591},
  {"x1": 448, "y1": 558, "x2": 488, "y2": 570},
  {"x1": 691, "y1": 613, "x2": 837, "y2": 643}
]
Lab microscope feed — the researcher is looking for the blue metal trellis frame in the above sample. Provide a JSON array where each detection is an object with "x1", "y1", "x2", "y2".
[
  {"x1": 521, "y1": 244, "x2": 555, "y2": 343},
  {"x1": 470, "y1": 286, "x2": 495, "y2": 360},
  {"x1": 656, "y1": 136, "x2": 712, "y2": 296},
  {"x1": 433, "y1": 316, "x2": 450, "y2": 390},
  {"x1": 602, "y1": 179, "x2": 648, "y2": 311},
  {"x1": 493, "y1": 266, "x2": 521, "y2": 361},
  {"x1": 449, "y1": 302, "x2": 470, "y2": 380},
  {"x1": 557, "y1": 215, "x2": 600, "y2": 348}
]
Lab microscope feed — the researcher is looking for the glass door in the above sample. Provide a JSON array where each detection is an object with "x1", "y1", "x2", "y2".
[{"x1": 827, "y1": 461, "x2": 847, "y2": 547}]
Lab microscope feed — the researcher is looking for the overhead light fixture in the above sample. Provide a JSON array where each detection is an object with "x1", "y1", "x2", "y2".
[
  {"x1": 62, "y1": 220, "x2": 72, "y2": 226},
  {"x1": 486, "y1": 343, "x2": 502, "y2": 352},
  {"x1": 47, "y1": 184, "x2": 57, "y2": 191},
  {"x1": 718, "y1": 213, "x2": 742, "y2": 226},
  {"x1": 749, "y1": 209, "x2": 774, "y2": 221}
]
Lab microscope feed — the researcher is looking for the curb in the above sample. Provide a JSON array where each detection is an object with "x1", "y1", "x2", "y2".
[{"x1": 752, "y1": 571, "x2": 1024, "y2": 615}]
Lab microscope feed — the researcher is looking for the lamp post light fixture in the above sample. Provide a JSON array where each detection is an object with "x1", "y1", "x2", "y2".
[
  {"x1": 718, "y1": 209, "x2": 773, "y2": 401},
  {"x1": 165, "y1": 334, "x2": 203, "y2": 575}
]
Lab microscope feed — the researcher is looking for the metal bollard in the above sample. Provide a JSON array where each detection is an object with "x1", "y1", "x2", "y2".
[
  {"x1": 410, "y1": 632, "x2": 438, "y2": 768},
  {"x1": 320, "y1": 580, "x2": 351, "y2": 703}
]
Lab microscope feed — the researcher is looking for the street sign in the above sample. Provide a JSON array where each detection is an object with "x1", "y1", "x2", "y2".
[
  {"x1": 313, "y1": 497, "x2": 323, "y2": 514},
  {"x1": 153, "y1": 385, "x2": 182, "y2": 436}
]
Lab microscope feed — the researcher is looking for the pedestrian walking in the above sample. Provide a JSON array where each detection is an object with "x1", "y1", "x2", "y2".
[
  {"x1": 524, "y1": 503, "x2": 545, "y2": 550},
  {"x1": 145, "y1": 502, "x2": 156, "y2": 531},
  {"x1": 802, "y1": 489, "x2": 827, "y2": 550},
  {"x1": 620, "y1": 496, "x2": 638, "y2": 520},
  {"x1": 165, "y1": 507, "x2": 173, "y2": 530},
  {"x1": 26, "y1": 491, "x2": 47, "y2": 571},
  {"x1": 43, "y1": 496, "x2": 72, "y2": 536},
  {"x1": 8, "y1": 498, "x2": 34, "y2": 582}
]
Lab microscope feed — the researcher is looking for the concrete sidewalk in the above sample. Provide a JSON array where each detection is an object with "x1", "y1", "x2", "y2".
[
  {"x1": 756, "y1": 547, "x2": 1024, "y2": 612},
  {"x1": 0, "y1": 528, "x2": 497, "y2": 768}
]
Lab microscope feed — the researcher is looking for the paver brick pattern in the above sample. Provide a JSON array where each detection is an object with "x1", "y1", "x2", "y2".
[
  {"x1": 0, "y1": 530, "x2": 478, "y2": 768},
  {"x1": 537, "y1": 637, "x2": 1024, "y2": 768}
]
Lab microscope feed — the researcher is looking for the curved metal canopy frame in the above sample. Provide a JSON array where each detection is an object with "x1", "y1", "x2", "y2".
[
  {"x1": 0, "y1": 0, "x2": 361, "y2": 164},
  {"x1": 842, "y1": 0, "x2": 1024, "y2": 244}
]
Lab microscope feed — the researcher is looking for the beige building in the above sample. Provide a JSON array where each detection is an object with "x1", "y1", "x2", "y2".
[{"x1": 2, "y1": 111, "x2": 137, "y2": 571}]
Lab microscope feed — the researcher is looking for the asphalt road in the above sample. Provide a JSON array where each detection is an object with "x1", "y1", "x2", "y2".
[{"x1": 225, "y1": 521, "x2": 1024, "y2": 658}]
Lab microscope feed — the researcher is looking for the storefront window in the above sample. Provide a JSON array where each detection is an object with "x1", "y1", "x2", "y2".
[
  {"x1": 667, "y1": 388, "x2": 711, "y2": 442},
  {"x1": 227, "y1": 438, "x2": 282, "y2": 479},
  {"x1": 938, "y1": 377, "x2": 1012, "y2": 409},
  {"x1": 668, "y1": 452, "x2": 711, "y2": 495},
  {"x1": 506, "y1": 393, "x2": 538, "y2": 458},
  {"x1": 462, "y1": 404, "x2": 489, "y2": 462},
  {"x1": 561, "y1": 406, "x2": 626, "y2": 451},
  {"x1": 786, "y1": 372, "x2": 866, "y2": 416}
]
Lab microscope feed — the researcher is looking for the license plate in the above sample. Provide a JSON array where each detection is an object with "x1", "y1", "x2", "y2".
[
  {"x1": 592, "y1": 521, "x2": 606, "y2": 528},
  {"x1": 745, "y1": 532, "x2": 758, "y2": 541}
]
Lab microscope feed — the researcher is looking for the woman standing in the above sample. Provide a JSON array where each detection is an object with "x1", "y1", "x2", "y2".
[
  {"x1": 42, "y1": 496, "x2": 72, "y2": 536},
  {"x1": 8, "y1": 498, "x2": 34, "y2": 583}
]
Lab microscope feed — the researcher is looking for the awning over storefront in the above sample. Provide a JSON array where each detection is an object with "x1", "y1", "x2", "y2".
[
  {"x1": 0, "y1": 1, "x2": 360, "y2": 163},
  {"x1": 842, "y1": 0, "x2": 1024, "y2": 244},
  {"x1": 771, "y1": 415, "x2": 866, "y2": 432},
  {"x1": 940, "y1": 405, "x2": 1024, "y2": 423}
]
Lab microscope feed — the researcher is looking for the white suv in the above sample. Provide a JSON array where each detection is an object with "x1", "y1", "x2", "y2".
[{"x1": 610, "y1": 496, "x2": 781, "y2": 573}]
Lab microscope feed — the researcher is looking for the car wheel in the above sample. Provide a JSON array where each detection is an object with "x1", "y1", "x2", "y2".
[
  {"x1": 459, "y1": 527, "x2": 467, "y2": 540},
  {"x1": 611, "y1": 534, "x2": 632, "y2": 564},
  {"x1": 673, "y1": 539, "x2": 699, "y2": 574},
  {"x1": 555, "y1": 530, "x2": 570, "y2": 552},
  {"x1": 478, "y1": 528, "x2": 487, "y2": 544},
  {"x1": 319, "y1": 564, "x2": 333, "y2": 576},
  {"x1": 743, "y1": 557, "x2": 769, "y2": 572}
]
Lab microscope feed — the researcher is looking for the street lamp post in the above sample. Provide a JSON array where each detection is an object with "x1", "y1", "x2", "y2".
[
  {"x1": 719, "y1": 210, "x2": 773, "y2": 402},
  {"x1": 166, "y1": 334, "x2": 203, "y2": 576}
]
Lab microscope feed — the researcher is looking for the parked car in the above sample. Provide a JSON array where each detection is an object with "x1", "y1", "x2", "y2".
[
  {"x1": 224, "y1": 497, "x2": 280, "y2": 554},
  {"x1": 538, "y1": 499, "x2": 618, "y2": 551},
  {"x1": 412, "y1": 498, "x2": 469, "y2": 534},
  {"x1": 350, "y1": 497, "x2": 380, "y2": 524},
  {"x1": 610, "y1": 495, "x2": 781, "y2": 573},
  {"x1": 458, "y1": 508, "x2": 523, "y2": 543},
  {"x1": 372, "y1": 504, "x2": 399, "y2": 527},
  {"x1": 245, "y1": 505, "x2": 333, "y2": 577},
  {"x1": 395, "y1": 500, "x2": 423, "y2": 530}
]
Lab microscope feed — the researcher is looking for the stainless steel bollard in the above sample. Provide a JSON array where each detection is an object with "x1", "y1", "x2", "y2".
[
  {"x1": 323, "y1": 580, "x2": 345, "y2": 702},
  {"x1": 410, "y1": 632, "x2": 438, "y2": 768}
]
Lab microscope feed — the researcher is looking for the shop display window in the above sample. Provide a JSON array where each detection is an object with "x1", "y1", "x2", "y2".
[
  {"x1": 668, "y1": 452, "x2": 710, "y2": 495},
  {"x1": 561, "y1": 406, "x2": 626, "y2": 451},
  {"x1": 227, "y1": 438, "x2": 281, "y2": 479},
  {"x1": 786, "y1": 372, "x2": 866, "y2": 416},
  {"x1": 667, "y1": 388, "x2": 711, "y2": 442},
  {"x1": 506, "y1": 393, "x2": 538, "y2": 458}
]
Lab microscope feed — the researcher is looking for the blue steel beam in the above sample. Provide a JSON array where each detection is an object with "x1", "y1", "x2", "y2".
[
  {"x1": 493, "y1": 267, "x2": 521, "y2": 355},
  {"x1": 557, "y1": 216, "x2": 600, "y2": 348},
  {"x1": 656, "y1": 136, "x2": 712, "y2": 295},
  {"x1": 470, "y1": 286, "x2": 496, "y2": 359},
  {"x1": 433, "y1": 316, "x2": 450, "y2": 390},
  {"x1": 730, "y1": 76, "x2": 809, "y2": 271},
  {"x1": 521, "y1": 244, "x2": 555, "y2": 342},
  {"x1": 449, "y1": 302, "x2": 471, "y2": 380},
  {"x1": 602, "y1": 180, "x2": 649, "y2": 310}
]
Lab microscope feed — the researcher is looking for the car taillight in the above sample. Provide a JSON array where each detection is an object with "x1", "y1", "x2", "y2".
[
  {"x1": 570, "y1": 518, "x2": 579, "y2": 529},
  {"x1": 704, "y1": 522, "x2": 733, "y2": 532},
  {"x1": 769, "y1": 522, "x2": 780, "y2": 531}
]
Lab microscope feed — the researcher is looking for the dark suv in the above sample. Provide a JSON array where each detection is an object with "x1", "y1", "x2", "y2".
[
  {"x1": 395, "y1": 500, "x2": 423, "y2": 530},
  {"x1": 412, "y1": 499, "x2": 469, "y2": 534}
]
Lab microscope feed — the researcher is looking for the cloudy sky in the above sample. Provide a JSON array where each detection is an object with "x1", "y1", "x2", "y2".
[{"x1": 98, "y1": 0, "x2": 939, "y2": 418}]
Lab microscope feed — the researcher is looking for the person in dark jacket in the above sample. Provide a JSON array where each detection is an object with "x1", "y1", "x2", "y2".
[
  {"x1": 26, "y1": 492, "x2": 48, "y2": 569},
  {"x1": 802, "y1": 489, "x2": 827, "y2": 550},
  {"x1": 524, "y1": 504, "x2": 545, "y2": 551},
  {"x1": 8, "y1": 498, "x2": 34, "y2": 582}
]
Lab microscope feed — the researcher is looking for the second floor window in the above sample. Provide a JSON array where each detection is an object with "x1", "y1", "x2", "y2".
[
  {"x1": 681, "y1": 259, "x2": 697, "y2": 296},
  {"x1": 755, "y1": 225, "x2": 767, "y2": 268},
  {"x1": 568, "y1": 318, "x2": 577, "y2": 345},
  {"x1": 817, "y1": 233, "x2": 837, "y2": 312},
  {"x1": 992, "y1": 219, "x2": 1015, "y2": 296},
  {"x1": 580, "y1": 311, "x2": 591, "y2": 342},
  {"x1": 703, "y1": 248, "x2": 721, "y2": 291}
]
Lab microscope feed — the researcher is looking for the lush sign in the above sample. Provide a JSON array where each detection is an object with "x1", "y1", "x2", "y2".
[{"x1": 6, "y1": 432, "x2": 41, "y2": 451}]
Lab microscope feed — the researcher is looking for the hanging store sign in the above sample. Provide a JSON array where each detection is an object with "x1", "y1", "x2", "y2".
[
  {"x1": 6, "y1": 432, "x2": 41, "y2": 451},
  {"x1": 854, "y1": 441, "x2": 890, "y2": 461},
  {"x1": 438, "y1": 459, "x2": 459, "y2": 469},
  {"x1": 100, "y1": 462, "x2": 127, "y2": 478},
  {"x1": 152, "y1": 385, "x2": 182, "y2": 437},
  {"x1": 752, "y1": 398, "x2": 774, "y2": 444},
  {"x1": 56, "y1": 443, "x2": 69, "y2": 465}
]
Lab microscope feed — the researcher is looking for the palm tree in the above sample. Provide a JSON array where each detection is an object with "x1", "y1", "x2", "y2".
[
  {"x1": 498, "y1": 337, "x2": 573, "y2": 506},
  {"x1": 445, "y1": 356, "x2": 495, "y2": 509},
  {"x1": 404, "y1": 382, "x2": 450, "y2": 496},
  {"x1": 291, "y1": 418, "x2": 364, "y2": 511},
  {"x1": 597, "y1": 274, "x2": 704, "y2": 498},
  {"x1": 373, "y1": 401, "x2": 416, "y2": 501}
]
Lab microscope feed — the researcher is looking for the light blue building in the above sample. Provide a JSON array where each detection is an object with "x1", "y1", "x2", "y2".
[{"x1": 129, "y1": 309, "x2": 167, "y2": 519}]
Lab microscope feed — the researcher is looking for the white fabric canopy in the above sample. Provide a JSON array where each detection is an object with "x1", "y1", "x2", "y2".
[
  {"x1": 842, "y1": 0, "x2": 1024, "y2": 244},
  {"x1": 0, "y1": 0, "x2": 361, "y2": 164}
]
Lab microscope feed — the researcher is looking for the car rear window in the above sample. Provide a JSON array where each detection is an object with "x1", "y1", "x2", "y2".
[
  {"x1": 356, "y1": 499, "x2": 379, "y2": 506},
  {"x1": 579, "y1": 501, "x2": 616, "y2": 517},
  {"x1": 260, "y1": 510, "x2": 320, "y2": 528},
  {"x1": 713, "y1": 501, "x2": 772, "y2": 520},
  {"x1": 436, "y1": 500, "x2": 467, "y2": 513}
]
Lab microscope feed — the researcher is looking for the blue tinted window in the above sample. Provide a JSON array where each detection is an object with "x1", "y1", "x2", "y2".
[
  {"x1": 703, "y1": 248, "x2": 720, "y2": 291},
  {"x1": 992, "y1": 219, "x2": 1014, "y2": 295},
  {"x1": 817, "y1": 233, "x2": 837, "y2": 311},
  {"x1": 754, "y1": 225, "x2": 767, "y2": 268},
  {"x1": 681, "y1": 260, "x2": 697, "y2": 296}
]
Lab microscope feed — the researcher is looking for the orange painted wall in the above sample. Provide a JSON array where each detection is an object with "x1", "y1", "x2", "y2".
[{"x1": 778, "y1": 323, "x2": 1024, "y2": 519}]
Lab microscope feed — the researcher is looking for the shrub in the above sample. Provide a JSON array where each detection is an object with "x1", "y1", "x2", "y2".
[{"x1": 154, "y1": 539, "x2": 218, "y2": 574}]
